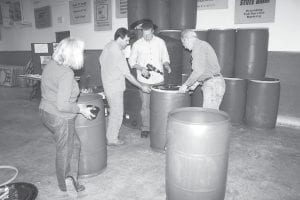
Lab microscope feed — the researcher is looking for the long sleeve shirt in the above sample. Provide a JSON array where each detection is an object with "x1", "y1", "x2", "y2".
[
  {"x1": 184, "y1": 39, "x2": 221, "y2": 87},
  {"x1": 129, "y1": 36, "x2": 170, "y2": 85},
  {"x1": 100, "y1": 41, "x2": 131, "y2": 94},
  {"x1": 39, "y1": 60, "x2": 80, "y2": 119}
]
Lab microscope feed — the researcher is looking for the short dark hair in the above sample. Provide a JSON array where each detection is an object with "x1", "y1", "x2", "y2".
[
  {"x1": 114, "y1": 27, "x2": 129, "y2": 40},
  {"x1": 141, "y1": 19, "x2": 155, "y2": 30}
]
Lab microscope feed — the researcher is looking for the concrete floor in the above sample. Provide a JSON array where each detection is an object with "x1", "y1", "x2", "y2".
[{"x1": 0, "y1": 87, "x2": 300, "y2": 200}]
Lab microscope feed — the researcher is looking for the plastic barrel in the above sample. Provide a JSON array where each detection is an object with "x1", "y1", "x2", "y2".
[
  {"x1": 158, "y1": 34, "x2": 183, "y2": 85},
  {"x1": 166, "y1": 107, "x2": 231, "y2": 200},
  {"x1": 191, "y1": 85, "x2": 203, "y2": 107},
  {"x1": 123, "y1": 89, "x2": 142, "y2": 129},
  {"x1": 75, "y1": 93, "x2": 107, "y2": 177},
  {"x1": 245, "y1": 78, "x2": 280, "y2": 129},
  {"x1": 147, "y1": 0, "x2": 170, "y2": 30},
  {"x1": 234, "y1": 28, "x2": 269, "y2": 79},
  {"x1": 182, "y1": 30, "x2": 208, "y2": 75},
  {"x1": 158, "y1": 30, "x2": 181, "y2": 40},
  {"x1": 150, "y1": 85, "x2": 191, "y2": 152},
  {"x1": 207, "y1": 29, "x2": 236, "y2": 77},
  {"x1": 170, "y1": 0, "x2": 197, "y2": 29},
  {"x1": 127, "y1": 0, "x2": 148, "y2": 29},
  {"x1": 220, "y1": 77, "x2": 247, "y2": 124}
]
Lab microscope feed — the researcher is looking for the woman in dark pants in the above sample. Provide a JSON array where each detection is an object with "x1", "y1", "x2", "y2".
[{"x1": 39, "y1": 38, "x2": 94, "y2": 192}]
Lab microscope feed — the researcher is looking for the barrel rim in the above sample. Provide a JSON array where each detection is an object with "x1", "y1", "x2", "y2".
[
  {"x1": 236, "y1": 27, "x2": 269, "y2": 31},
  {"x1": 168, "y1": 107, "x2": 230, "y2": 125},
  {"x1": 151, "y1": 85, "x2": 187, "y2": 94},
  {"x1": 224, "y1": 77, "x2": 245, "y2": 81},
  {"x1": 249, "y1": 78, "x2": 280, "y2": 83},
  {"x1": 159, "y1": 30, "x2": 181, "y2": 33},
  {"x1": 208, "y1": 28, "x2": 236, "y2": 31}
]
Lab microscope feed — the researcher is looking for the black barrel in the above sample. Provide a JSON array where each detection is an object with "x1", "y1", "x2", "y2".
[
  {"x1": 191, "y1": 84, "x2": 203, "y2": 107},
  {"x1": 182, "y1": 30, "x2": 208, "y2": 75},
  {"x1": 170, "y1": 0, "x2": 197, "y2": 29},
  {"x1": 150, "y1": 85, "x2": 191, "y2": 152},
  {"x1": 158, "y1": 30, "x2": 181, "y2": 40},
  {"x1": 158, "y1": 34, "x2": 183, "y2": 85},
  {"x1": 147, "y1": 0, "x2": 170, "y2": 30},
  {"x1": 75, "y1": 93, "x2": 107, "y2": 177},
  {"x1": 245, "y1": 78, "x2": 280, "y2": 129},
  {"x1": 123, "y1": 89, "x2": 142, "y2": 129},
  {"x1": 127, "y1": 0, "x2": 148, "y2": 29},
  {"x1": 166, "y1": 107, "x2": 230, "y2": 200},
  {"x1": 234, "y1": 28, "x2": 269, "y2": 79},
  {"x1": 207, "y1": 29, "x2": 236, "y2": 77},
  {"x1": 220, "y1": 77, "x2": 247, "y2": 124}
]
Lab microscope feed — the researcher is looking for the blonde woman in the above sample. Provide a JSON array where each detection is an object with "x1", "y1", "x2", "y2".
[{"x1": 39, "y1": 38, "x2": 94, "y2": 192}]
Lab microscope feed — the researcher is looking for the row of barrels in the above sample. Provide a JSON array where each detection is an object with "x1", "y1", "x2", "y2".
[
  {"x1": 128, "y1": 0, "x2": 197, "y2": 30},
  {"x1": 159, "y1": 28, "x2": 269, "y2": 81},
  {"x1": 192, "y1": 77, "x2": 281, "y2": 129}
]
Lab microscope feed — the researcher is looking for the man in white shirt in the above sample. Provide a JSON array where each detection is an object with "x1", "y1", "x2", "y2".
[{"x1": 129, "y1": 19, "x2": 171, "y2": 138}]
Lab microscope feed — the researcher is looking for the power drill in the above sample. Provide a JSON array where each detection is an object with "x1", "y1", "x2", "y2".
[{"x1": 142, "y1": 64, "x2": 163, "y2": 79}]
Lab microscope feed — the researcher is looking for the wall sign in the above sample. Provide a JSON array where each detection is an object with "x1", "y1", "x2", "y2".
[
  {"x1": 34, "y1": 5, "x2": 51, "y2": 28},
  {"x1": 94, "y1": 0, "x2": 112, "y2": 31},
  {"x1": 197, "y1": 0, "x2": 228, "y2": 10},
  {"x1": 235, "y1": 0, "x2": 276, "y2": 24},
  {"x1": 116, "y1": 0, "x2": 127, "y2": 18},
  {"x1": 69, "y1": 0, "x2": 91, "y2": 24}
]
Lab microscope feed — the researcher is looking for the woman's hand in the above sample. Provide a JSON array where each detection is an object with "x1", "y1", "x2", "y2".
[{"x1": 78, "y1": 104, "x2": 95, "y2": 120}]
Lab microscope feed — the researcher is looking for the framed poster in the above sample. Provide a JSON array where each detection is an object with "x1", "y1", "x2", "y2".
[
  {"x1": 9, "y1": 0, "x2": 22, "y2": 22},
  {"x1": 116, "y1": 0, "x2": 127, "y2": 18},
  {"x1": 34, "y1": 5, "x2": 52, "y2": 28},
  {"x1": 33, "y1": 43, "x2": 49, "y2": 54},
  {"x1": 197, "y1": 0, "x2": 228, "y2": 10},
  {"x1": 235, "y1": 0, "x2": 276, "y2": 24},
  {"x1": 69, "y1": 0, "x2": 91, "y2": 24},
  {"x1": 94, "y1": 0, "x2": 112, "y2": 31}
]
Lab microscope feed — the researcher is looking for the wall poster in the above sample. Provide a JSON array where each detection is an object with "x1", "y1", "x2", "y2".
[
  {"x1": 235, "y1": 0, "x2": 276, "y2": 24},
  {"x1": 197, "y1": 0, "x2": 228, "y2": 10},
  {"x1": 115, "y1": 0, "x2": 127, "y2": 18},
  {"x1": 69, "y1": 0, "x2": 91, "y2": 24},
  {"x1": 94, "y1": 0, "x2": 112, "y2": 31},
  {"x1": 34, "y1": 5, "x2": 52, "y2": 28}
]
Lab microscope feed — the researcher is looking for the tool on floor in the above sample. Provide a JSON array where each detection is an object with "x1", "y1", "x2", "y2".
[{"x1": 0, "y1": 165, "x2": 38, "y2": 200}]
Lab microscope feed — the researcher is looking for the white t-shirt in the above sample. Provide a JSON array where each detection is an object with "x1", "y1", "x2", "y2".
[{"x1": 129, "y1": 36, "x2": 170, "y2": 85}]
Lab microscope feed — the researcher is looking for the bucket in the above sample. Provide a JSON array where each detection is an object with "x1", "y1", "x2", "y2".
[
  {"x1": 166, "y1": 107, "x2": 230, "y2": 200},
  {"x1": 150, "y1": 85, "x2": 191, "y2": 152},
  {"x1": 245, "y1": 78, "x2": 280, "y2": 129},
  {"x1": 220, "y1": 77, "x2": 247, "y2": 125},
  {"x1": 234, "y1": 28, "x2": 269, "y2": 79},
  {"x1": 207, "y1": 29, "x2": 236, "y2": 77},
  {"x1": 75, "y1": 93, "x2": 107, "y2": 177}
]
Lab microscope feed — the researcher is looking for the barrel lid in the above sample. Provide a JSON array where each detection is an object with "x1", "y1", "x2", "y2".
[
  {"x1": 151, "y1": 84, "x2": 184, "y2": 94},
  {"x1": 168, "y1": 107, "x2": 230, "y2": 125}
]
